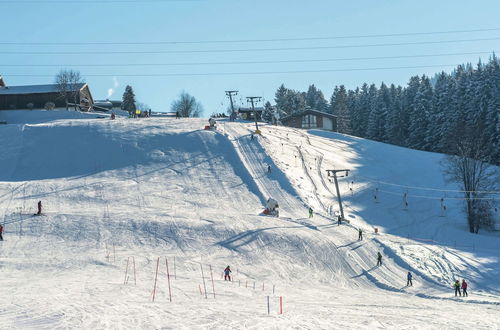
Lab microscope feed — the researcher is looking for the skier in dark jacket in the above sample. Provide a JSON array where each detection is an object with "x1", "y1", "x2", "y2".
[
  {"x1": 358, "y1": 228, "x2": 363, "y2": 241},
  {"x1": 0, "y1": 224, "x2": 3, "y2": 241},
  {"x1": 407, "y1": 272, "x2": 413, "y2": 286},
  {"x1": 377, "y1": 252, "x2": 383, "y2": 266},
  {"x1": 461, "y1": 279, "x2": 468, "y2": 297},
  {"x1": 224, "y1": 266, "x2": 232, "y2": 281},
  {"x1": 267, "y1": 165, "x2": 271, "y2": 173},
  {"x1": 37, "y1": 201, "x2": 42, "y2": 215},
  {"x1": 454, "y1": 280, "x2": 461, "y2": 296},
  {"x1": 337, "y1": 215, "x2": 342, "y2": 226},
  {"x1": 308, "y1": 207, "x2": 313, "y2": 218}
]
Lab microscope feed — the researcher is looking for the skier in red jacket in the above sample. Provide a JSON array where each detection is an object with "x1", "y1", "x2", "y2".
[
  {"x1": 0, "y1": 224, "x2": 3, "y2": 241},
  {"x1": 224, "y1": 266, "x2": 232, "y2": 281},
  {"x1": 461, "y1": 279, "x2": 468, "y2": 297}
]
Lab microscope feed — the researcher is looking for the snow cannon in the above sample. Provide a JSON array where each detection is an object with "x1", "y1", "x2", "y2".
[{"x1": 263, "y1": 198, "x2": 279, "y2": 217}]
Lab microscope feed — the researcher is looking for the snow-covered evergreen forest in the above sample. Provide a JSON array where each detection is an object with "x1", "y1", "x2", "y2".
[{"x1": 273, "y1": 55, "x2": 499, "y2": 165}]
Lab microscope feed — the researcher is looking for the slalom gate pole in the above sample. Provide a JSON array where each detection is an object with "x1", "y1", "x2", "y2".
[
  {"x1": 124, "y1": 257, "x2": 130, "y2": 284},
  {"x1": 267, "y1": 296, "x2": 270, "y2": 315},
  {"x1": 132, "y1": 256, "x2": 137, "y2": 285},
  {"x1": 273, "y1": 284, "x2": 275, "y2": 295},
  {"x1": 246, "y1": 281, "x2": 247, "y2": 288},
  {"x1": 262, "y1": 283, "x2": 265, "y2": 291},
  {"x1": 113, "y1": 244, "x2": 116, "y2": 263},
  {"x1": 279, "y1": 296, "x2": 283, "y2": 314},
  {"x1": 239, "y1": 280, "x2": 240, "y2": 287},
  {"x1": 165, "y1": 257, "x2": 172, "y2": 302},
  {"x1": 200, "y1": 264, "x2": 208, "y2": 299},
  {"x1": 253, "y1": 281, "x2": 255, "y2": 290},
  {"x1": 199, "y1": 284, "x2": 203, "y2": 295},
  {"x1": 209, "y1": 265, "x2": 216, "y2": 299},
  {"x1": 152, "y1": 257, "x2": 160, "y2": 302}
]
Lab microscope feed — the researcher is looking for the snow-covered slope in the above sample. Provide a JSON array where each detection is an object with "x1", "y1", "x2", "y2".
[{"x1": 0, "y1": 112, "x2": 499, "y2": 329}]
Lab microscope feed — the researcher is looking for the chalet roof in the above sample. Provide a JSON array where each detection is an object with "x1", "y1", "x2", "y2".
[
  {"x1": 0, "y1": 83, "x2": 85, "y2": 95},
  {"x1": 281, "y1": 109, "x2": 337, "y2": 121}
]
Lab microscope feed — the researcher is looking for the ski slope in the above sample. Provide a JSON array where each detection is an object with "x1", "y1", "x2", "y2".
[{"x1": 0, "y1": 111, "x2": 499, "y2": 329}]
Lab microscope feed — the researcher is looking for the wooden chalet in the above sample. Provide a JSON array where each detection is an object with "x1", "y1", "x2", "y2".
[
  {"x1": 0, "y1": 80, "x2": 94, "y2": 111},
  {"x1": 280, "y1": 109, "x2": 337, "y2": 131}
]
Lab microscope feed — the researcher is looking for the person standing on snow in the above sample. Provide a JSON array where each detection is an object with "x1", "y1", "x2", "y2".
[
  {"x1": 0, "y1": 224, "x2": 3, "y2": 241},
  {"x1": 407, "y1": 272, "x2": 413, "y2": 286},
  {"x1": 337, "y1": 215, "x2": 342, "y2": 226},
  {"x1": 224, "y1": 266, "x2": 232, "y2": 281},
  {"x1": 377, "y1": 252, "x2": 383, "y2": 266},
  {"x1": 358, "y1": 228, "x2": 363, "y2": 241},
  {"x1": 267, "y1": 165, "x2": 271, "y2": 173},
  {"x1": 37, "y1": 201, "x2": 42, "y2": 215},
  {"x1": 454, "y1": 280, "x2": 461, "y2": 297},
  {"x1": 308, "y1": 207, "x2": 313, "y2": 218},
  {"x1": 461, "y1": 279, "x2": 468, "y2": 297}
]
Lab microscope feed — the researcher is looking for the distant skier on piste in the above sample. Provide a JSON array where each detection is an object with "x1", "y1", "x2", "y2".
[
  {"x1": 358, "y1": 228, "x2": 363, "y2": 241},
  {"x1": 308, "y1": 207, "x2": 313, "y2": 218},
  {"x1": 267, "y1": 165, "x2": 271, "y2": 173},
  {"x1": 0, "y1": 223, "x2": 3, "y2": 241},
  {"x1": 36, "y1": 201, "x2": 42, "y2": 215},
  {"x1": 461, "y1": 279, "x2": 468, "y2": 297},
  {"x1": 407, "y1": 272, "x2": 413, "y2": 286},
  {"x1": 377, "y1": 252, "x2": 383, "y2": 266},
  {"x1": 337, "y1": 215, "x2": 342, "y2": 226},
  {"x1": 224, "y1": 266, "x2": 232, "y2": 281},
  {"x1": 454, "y1": 280, "x2": 461, "y2": 296}
]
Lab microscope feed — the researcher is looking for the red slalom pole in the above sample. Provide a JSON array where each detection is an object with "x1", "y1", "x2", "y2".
[
  {"x1": 165, "y1": 257, "x2": 172, "y2": 302},
  {"x1": 279, "y1": 296, "x2": 283, "y2": 314},
  {"x1": 152, "y1": 257, "x2": 160, "y2": 302}
]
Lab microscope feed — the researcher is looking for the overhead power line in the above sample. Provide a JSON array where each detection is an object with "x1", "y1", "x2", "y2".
[
  {"x1": 1, "y1": 28, "x2": 500, "y2": 45},
  {"x1": 0, "y1": 51, "x2": 495, "y2": 67},
  {"x1": 1, "y1": 37, "x2": 498, "y2": 55},
  {"x1": 0, "y1": 0, "x2": 200, "y2": 3},
  {"x1": 1, "y1": 63, "x2": 461, "y2": 77}
]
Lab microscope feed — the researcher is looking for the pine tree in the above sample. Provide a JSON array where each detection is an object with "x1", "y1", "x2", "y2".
[
  {"x1": 262, "y1": 101, "x2": 274, "y2": 123},
  {"x1": 121, "y1": 85, "x2": 136, "y2": 113},
  {"x1": 331, "y1": 85, "x2": 352, "y2": 134},
  {"x1": 408, "y1": 76, "x2": 432, "y2": 149},
  {"x1": 305, "y1": 84, "x2": 328, "y2": 111}
]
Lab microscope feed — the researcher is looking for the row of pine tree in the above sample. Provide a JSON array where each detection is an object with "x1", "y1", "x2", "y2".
[{"x1": 269, "y1": 55, "x2": 499, "y2": 165}]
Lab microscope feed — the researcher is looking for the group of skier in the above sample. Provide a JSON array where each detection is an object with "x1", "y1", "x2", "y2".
[{"x1": 454, "y1": 279, "x2": 468, "y2": 297}]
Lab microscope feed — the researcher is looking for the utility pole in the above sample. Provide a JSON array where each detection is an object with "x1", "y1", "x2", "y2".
[
  {"x1": 246, "y1": 96, "x2": 262, "y2": 132},
  {"x1": 225, "y1": 90, "x2": 238, "y2": 119},
  {"x1": 326, "y1": 169, "x2": 350, "y2": 221}
]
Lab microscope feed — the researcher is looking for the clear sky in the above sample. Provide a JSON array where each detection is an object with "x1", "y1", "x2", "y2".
[{"x1": 1, "y1": 0, "x2": 499, "y2": 116}]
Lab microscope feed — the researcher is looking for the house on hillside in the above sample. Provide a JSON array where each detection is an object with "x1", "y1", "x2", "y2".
[
  {"x1": 238, "y1": 107, "x2": 263, "y2": 121},
  {"x1": 280, "y1": 109, "x2": 337, "y2": 131},
  {"x1": 0, "y1": 79, "x2": 94, "y2": 111}
]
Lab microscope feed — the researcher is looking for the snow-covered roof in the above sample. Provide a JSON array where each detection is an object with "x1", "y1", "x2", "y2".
[
  {"x1": 281, "y1": 109, "x2": 337, "y2": 121},
  {"x1": 0, "y1": 83, "x2": 85, "y2": 95}
]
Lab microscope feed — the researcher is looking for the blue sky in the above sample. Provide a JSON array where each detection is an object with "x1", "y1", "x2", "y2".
[{"x1": 1, "y1": 0, "x2": 499, "y2": 115}]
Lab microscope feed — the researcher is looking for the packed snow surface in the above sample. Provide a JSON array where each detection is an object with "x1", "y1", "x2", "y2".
[{"x1": 0, "y1": 111, "x2": 499, "y2": 329}]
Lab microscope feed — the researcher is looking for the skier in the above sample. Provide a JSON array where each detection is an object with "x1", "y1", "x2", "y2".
[
  {"x1": 267, "y1": 165, "x2": 271, "y2": 173},
  {"x1": 224, "y1": 266, "x2": 232, "y2": 281},
  {"x1": 37, "y1": 201, "x2": 42, "y2": 215},
  {"x1": 308, "y1": 207, "x2": 313, "y2": 218},
  {"x1": 461, "y1": 279, "x2": 468, "y2": 297},
  {"x1": 407, "y1": 272, "x2": 413, "y2": 286},
  {"x1": 337, "y1": 215, "x2": 342, "y2": 226},
  {"x1": 358, "y1": 228, "x2": 363, "y2": 241},
  {"x1": 454, "y1": 280, "x2": 461, "y2": 297},
  {"x1": 377, "y1": 252, "x2": 383, "y2": 266},
  {"x1": 176, "y1": 111, "x2": 180, "y2": 119},
  {"x1": 0, "y1": 223, "x2": 3, "y2": 241},
  {"x1": 110, "y1": 112, "x2": 115, "y2": 120},
  {"x1": 251, "y1": 133, "x2": 254, "y2": 140}
]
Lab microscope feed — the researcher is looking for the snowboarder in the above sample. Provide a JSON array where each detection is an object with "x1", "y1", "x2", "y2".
[
  {"x1": 224, "y1": 266, "x2": 232, "y2": 281},
  {"x1": 308, "y1": 207, "x2": 313, "y2": 218},
  {"x1": 358, "y1": 228, "x2": 363, "y2": 241},
  {"x1": 377, "y1": 252, "x2": 383, "y2": 266},
  {"x1": 454, "y1": 280, "x2": 461, "y2": 297},
  {"x1": 36, "y1": 201, "x2": 42, "y2": 215},
  {"x1": 337, "y1": 215, "x2": 342, "y2": 226},
  {"x1": 461, "y1": 279, "x2": 468, "y2": 297},
  {"x1": 0, "y1": 224, "x2": 3, "y2": 241},
  {"x1": 407, "y1": 272, "x2": 413, "y2": 286}
]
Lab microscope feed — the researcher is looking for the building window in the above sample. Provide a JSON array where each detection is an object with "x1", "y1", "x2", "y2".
[{"x1": 302, "y1": 114, "x2": 317, "y2": 128}]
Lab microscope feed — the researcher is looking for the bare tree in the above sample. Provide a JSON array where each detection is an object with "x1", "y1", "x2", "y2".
[
  {"x1": 443, "y1": 127, "x2": 498, "y2": 233},
  {"x1": 171, "y1": 92, "x2": 203, "y2": 118},
  {"x1": 55, "y1": 69, "x2": 84, "y2": 111}
]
